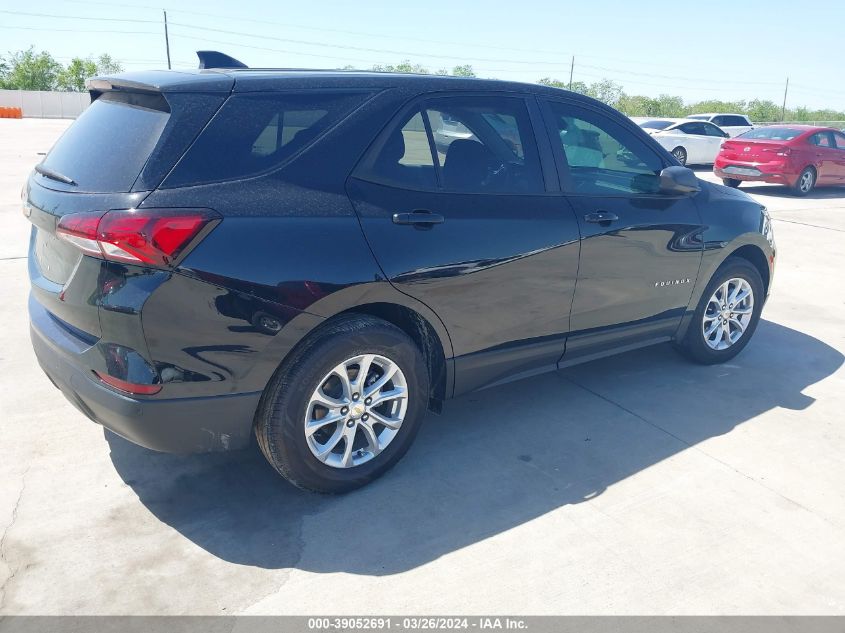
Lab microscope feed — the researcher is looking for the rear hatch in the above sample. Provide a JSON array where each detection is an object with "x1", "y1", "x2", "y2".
[
  {"x1": 26, "y1": 74, "x2": 231, "y2": 337},
  {"x1": 719, "y1": 138, "x2": 790, "y2": 162}
]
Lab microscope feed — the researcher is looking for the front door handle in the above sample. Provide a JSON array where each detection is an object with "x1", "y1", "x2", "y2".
[
  {"x1": 584, "y1": 211, "x2": 619, "y2": 224},
  {"x1": 392, "y1": 211, "x2": 445, "y2": 227}
]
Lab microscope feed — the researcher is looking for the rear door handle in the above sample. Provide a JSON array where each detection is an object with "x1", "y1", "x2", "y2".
[
  {"x1": 392, "y1": 211, "x2": 445, "y2": 226},
  {"x1": 584, "y1": 211, "x2": 619, "y2": 224}
]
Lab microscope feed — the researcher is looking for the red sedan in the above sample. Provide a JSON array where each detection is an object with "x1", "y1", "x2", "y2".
[{"x1": 714, "y1": 125, "x2": 845, "y2": 195}]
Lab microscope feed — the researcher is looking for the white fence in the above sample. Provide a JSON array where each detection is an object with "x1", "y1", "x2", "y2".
[{"x1": 0, "y1": 90, "x2": 90, "y2": 119}]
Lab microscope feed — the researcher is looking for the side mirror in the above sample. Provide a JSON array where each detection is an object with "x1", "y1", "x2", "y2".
[{"x1": 659, "y1": 165, "x2": 700, "y2": 195}]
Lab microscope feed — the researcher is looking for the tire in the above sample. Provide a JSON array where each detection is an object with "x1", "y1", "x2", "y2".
[
  {"x1": 676, "y1": 257, "x2": 764, "y2": 365},
  {"x1": 791, "y1": 167, "x2": 816, "y2": 196},
  {"x1": 723, "y1": 178, "x2": 742, "y2": 188},
  {"x1": 255, "y1": 314, "x2": 429, "y2": 493},
  {"x1": 671, "y1": 146, "x2": 687, "y2": 166}
]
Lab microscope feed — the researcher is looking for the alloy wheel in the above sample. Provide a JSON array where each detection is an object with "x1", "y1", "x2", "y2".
[
  {"x1": 799, "y1": 170, "x2": 814, "y2": 193},
  {"x1": 702, "y1": 278, "x2": 754, "y2": 351},
  {"x1": 304, "y1": 354, "x2": 408, "y2": 468}
]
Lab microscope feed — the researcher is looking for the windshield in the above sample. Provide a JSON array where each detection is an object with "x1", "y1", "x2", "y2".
[
  {"x1": 640, "y1": 120, "x2": 675, "y2": 130},
  {"x1": 738, "y1": 127, "x2": 804, "y2": 141},
  {"x1": 686, "y1": 115, "x2": 710, "y2": 121}
]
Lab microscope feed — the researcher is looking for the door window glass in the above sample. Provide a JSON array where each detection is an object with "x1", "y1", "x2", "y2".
[
  {"x1": 425, "y1": 97, "x2": 543, "y2": 193},
  {"x1": 834, "y1": 132, "x2": 845, "y2": 150},
  {"x1": 359, "y1": 110, "x2": 438, "y2": 190},
  {"x1": 702, "y1": 122, "x2": 728, "y2": 137},
  {"x1": 545, "y1": 100, "x2": 664, "y2": 195},
  {"x1": 810, "y1": 132, "x2": 834, "y2": 148},
  {"x1": 679, "y1": 122, "x2": 708, "y2": 136}
]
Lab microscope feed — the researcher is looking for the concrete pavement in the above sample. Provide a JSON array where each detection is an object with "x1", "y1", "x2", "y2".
[{"x1": 1, "y1": 119, "x2": 844, "y2": 615}]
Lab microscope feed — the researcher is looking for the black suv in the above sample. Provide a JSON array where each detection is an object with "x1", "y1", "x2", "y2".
[{"x1": 25, "y1": 55, "x2": 776, "y2": 492}]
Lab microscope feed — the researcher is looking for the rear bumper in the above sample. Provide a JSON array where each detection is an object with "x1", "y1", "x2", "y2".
[
  {"x1": 30, "y1": 299, "x2": 261, "y2": 454},
  {"x1": 714, "y1": 159, "x2": 798, "y2": 186}
]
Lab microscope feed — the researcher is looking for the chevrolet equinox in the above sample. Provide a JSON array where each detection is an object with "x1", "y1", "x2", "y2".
[{"x1": 25, "y1": 53, "x2": 776, "y2": 492}]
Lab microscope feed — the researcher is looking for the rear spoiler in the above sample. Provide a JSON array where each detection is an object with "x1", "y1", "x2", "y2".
[{"x1": 196, "y1": 51, "x2": 248, "y2": 69}]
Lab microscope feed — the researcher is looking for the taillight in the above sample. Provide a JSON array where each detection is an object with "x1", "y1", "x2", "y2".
[
  {"x1": 94, "y1": 371, "x2": 162, "y2": 395},
  {"x1": 776, "y1": 147, "x2": 791, "y2": 157},
  {"x1": 56, "y1": 208, "x2": 220, "y2": 267}
]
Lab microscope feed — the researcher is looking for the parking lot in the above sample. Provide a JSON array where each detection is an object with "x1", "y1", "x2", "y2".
[{"x1": 1, "y1": 118, "x2": 844, "y2": 615}]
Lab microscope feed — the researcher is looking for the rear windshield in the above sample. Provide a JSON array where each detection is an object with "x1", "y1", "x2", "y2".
[
  {"x1": 685, "y1": 115, "x2": 710, "y2": 121},
  {"x1": 738, "y1": 127, "x2": 803, "y2": 140},
  {"x1": 40, "y1": 92, "x2": 170, "y2": 193},
  {"x1": 163, "y1": 91, "x2": 371, "y2": 188},
  {"x1": 640, "y1": 120, "x2": 674, "y2": 130}
]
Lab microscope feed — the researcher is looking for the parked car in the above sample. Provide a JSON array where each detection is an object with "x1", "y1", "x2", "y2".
[
  {"x1": 686, "y1": 113, "x2": 754, "y2": 137},
  {"x1": 714, "y1": 125, "x2": 845, "y2": 195},
  {"x1": 637, "y1": 118, "x2": 729, "y2": 165},
  {"x1": 25, "y1": 53, "x2": 776, "y2": 493}
]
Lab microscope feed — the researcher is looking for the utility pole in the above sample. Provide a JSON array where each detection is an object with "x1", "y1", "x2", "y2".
[
  {"x1": 568, "y1": 56, "x2": 574, "y2": 91},
  {"x1": 781, "y1": 77, "x2": 789, "y2": 122},
  {"x1": 163, "y1": 10, "x2": 172, "y2": 70}
]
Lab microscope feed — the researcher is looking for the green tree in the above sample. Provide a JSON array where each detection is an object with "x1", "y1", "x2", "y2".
[
  {"x1": 3, "y1": 47, "x2": 62, "y2": 90},
  {"x1": 372, "y1": 60, "x2": 430, "y2": 74},
  {"x1": 58, "y1": 58, "x2": 98, "y2": 91},
  {"x1": 450, "y1": 64, "x2": 475, "y2": 77},
  {"x1": 95, "y1": 54, "x2": 122, "y2": 75},
  {"x1": 746, "y1": 99, "x2": 782, "y2": 122},
  {"x1": 57, "y1": 54, "x2": 124, "y2": 91},
  {"x1": 587, "y1": 79, "x2": 623, "y2": 108}
]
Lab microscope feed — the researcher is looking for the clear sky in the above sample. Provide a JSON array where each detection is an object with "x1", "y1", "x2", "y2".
[{"x1": 2, "y1": 0, "x2": 843, "y2": 110}]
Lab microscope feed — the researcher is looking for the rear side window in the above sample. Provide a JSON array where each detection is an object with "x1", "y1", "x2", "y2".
[
  {"x1": 39, "y1": 92, "x2": 169, "y2": 193},
  {"x1": 358, "y1": 95, "x2": 544, "y2": 194},
  {"x1": 164, "y1": 91, "x2": 371, "y2": 187},
  {"x1": 725, "y1": 115, "x2": 750, "y2": 126}
]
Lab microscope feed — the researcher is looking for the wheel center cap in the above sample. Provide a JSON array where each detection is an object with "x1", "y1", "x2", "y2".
[{"x1": 350, "y1": 402, "x2": 366, "y2": 418}]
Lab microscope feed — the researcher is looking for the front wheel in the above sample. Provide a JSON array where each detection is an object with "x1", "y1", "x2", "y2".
[
  {"x1": 676, "y1": 257, "x2": 764, "y2": 365},
  {"x1": 723, "y1": 178, "x2": 742, "y2": 188},
  {"x1": 671, "y1": 146, "x2": 687, "y2": 166},
  {"x1": 255, "y1": 315, "x2": 429, "y2": 493}
]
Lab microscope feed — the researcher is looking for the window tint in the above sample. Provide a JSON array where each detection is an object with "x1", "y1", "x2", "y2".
[
  {"x1": 740, "y1": 127, "x2": 803, "y2": 140},
  {"x1": 702, "y1": 122, "x2": 728, "y2": 137},
  {"x1": 426, "y1": 96, "x2": 543, "y2": 193},
  {"x1": 809, "y1": 132, "x2": 834, "y2": 148},
  {"x1": 711, "y1": 116, "x2": 727, "y2": 126},
  {"x1": 362, "y1": 110, "x2": 438, "y2": 190},
  {"x1": 40, "y1": 92, "x2": 170, "y2": 193},
  {"x1": 640, "y1": 119, "x2": 675, "y2": 130},
  {"x1": 679, "y1": 122, "x2": 708, "y2": 135},
  {"x1": 725, "y1": 115, "x2": 750, "y2": 127},
  {"x1": 165, "y1": 91, "x2": 370, "y2": 187},
  {"x1": 359, "y1": 96, "x2": 544, "y2": 194},
  {"x1": 834, "y1": 132, "x2": 845, "y2": 149},
  {"x1": 545, "y1": 101, "x2": 664, "y2": 195}
]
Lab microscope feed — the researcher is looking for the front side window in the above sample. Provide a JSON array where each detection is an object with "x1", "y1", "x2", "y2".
[
  {"x1": 164, "y1": 91, "x2": 371, "y2": 187},
  {"x1": 544, "y1": 100, "x2": 664, "y2": 195},
  {"x1": 834, "y1": 132, "x2": 845, "y2": 150},
  {"x1": 359, "y1": 95, "x2": 544, "y2": 194},
  {"x1": 679, "y1": 122, "x2": 708, "y2": 136},
  {"x1": 702, "y1": 122, "x2": 728, "y2": 137}
]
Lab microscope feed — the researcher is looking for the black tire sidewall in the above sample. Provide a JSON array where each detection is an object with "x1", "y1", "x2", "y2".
[
  {"x1": 682, "y1": 258, "x2": 764, "y2": 364},
  {"x1": 258, "y1": 316, "x2": 429, "y2": 493},
  {"x1": 673, "y1": 147, "x2": 687, "y2": 165}
]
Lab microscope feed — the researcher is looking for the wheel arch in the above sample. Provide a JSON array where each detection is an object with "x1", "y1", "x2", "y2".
[{"x1": 727, "y1": 243, "x2": 770, "y2": 295}]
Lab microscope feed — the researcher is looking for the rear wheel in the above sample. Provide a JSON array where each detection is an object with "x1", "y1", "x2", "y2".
[
  {"x1": 676, "y1": 257, "x2": 764, "y2": 365},
  {"x1": 672, "y1": 146, "x2": 687, "y2": 166},
  {"x1": 792, "y1": 167, "x2": 816, "y2": 196},
  {"x1": 723, "y1": 178, "x2": 742, "y2": 188},
  {"x1": 255, "y1": 315, "x2": 429, "y2": 493}
]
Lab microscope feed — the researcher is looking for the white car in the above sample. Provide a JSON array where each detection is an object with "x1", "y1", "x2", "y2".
[
  {"x1": 637, "y1": 118, "x2": 730, "y2": 166},
  {"x1": 685, "y1": 113, "x2": 754, "y2": 137}
]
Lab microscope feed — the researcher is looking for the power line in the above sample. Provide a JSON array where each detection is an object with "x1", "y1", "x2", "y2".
[
  {"x1": 0, "y1": 24, "x2": 158, "y2": 35},
  {"x1": 0, "y1": 9, "x2": 160, "y2": 23}
]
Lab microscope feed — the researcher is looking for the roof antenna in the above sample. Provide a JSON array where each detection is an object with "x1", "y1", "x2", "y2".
[{"x1": 196, "y1": 51, "x2": 248, "y2": 69}]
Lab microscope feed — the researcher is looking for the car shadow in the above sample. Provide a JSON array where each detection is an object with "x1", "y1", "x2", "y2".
[{"x1": 107, "y1": 319, "x2": 842, "y2": 574}]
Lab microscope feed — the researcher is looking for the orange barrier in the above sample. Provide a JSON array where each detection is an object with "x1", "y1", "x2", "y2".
[{"x1": 0, "y1": 107, "x2": 23, "y2": 118}]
